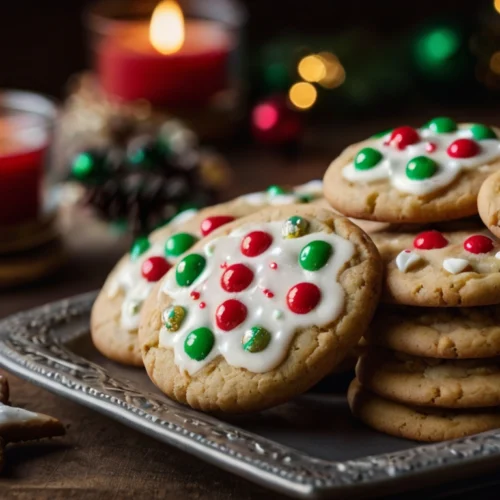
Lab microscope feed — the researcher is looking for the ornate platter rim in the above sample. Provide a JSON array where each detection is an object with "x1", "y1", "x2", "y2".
[{"x1": 0, "y1": 291, "x2": 500, "y2": 498}]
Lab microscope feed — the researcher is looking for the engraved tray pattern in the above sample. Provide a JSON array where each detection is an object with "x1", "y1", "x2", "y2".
[{"x1": 1, "y1": 292, "x2": 500, "y2": 498}]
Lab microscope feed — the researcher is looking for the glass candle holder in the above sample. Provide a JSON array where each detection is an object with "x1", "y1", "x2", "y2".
[
  {"x1": 85, "y1": 0, "x2": 246, "y2": 137},
  {"x1": 0, "y1": 90, "x2": 57, "y2": 228}
]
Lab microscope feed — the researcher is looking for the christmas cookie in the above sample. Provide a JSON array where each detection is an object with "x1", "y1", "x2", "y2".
[
  {"x1": 139, "y1": 205, "x2": 382, "y2": 413},
  {"x1": 324, "y1": 120, "x2": 500, "y2": 223},
  {"x1": 478, "y1": 170, "x2": 500, "y2": 238},
  {"x1": 348, "y1": 378, "x2": 500, "y2": 442},
  {"x1": 371, "y1": 228, "x2": 500, "y2": 307},
  {"x1": 368, "y1": 305, "x2": 500, "y2": 358},
  {"x1": 91, "y1": 181, "x2": 325, "y2": 366},
  {"x1": 357, "y1": 347, "x2": 500, "y2": 408}
]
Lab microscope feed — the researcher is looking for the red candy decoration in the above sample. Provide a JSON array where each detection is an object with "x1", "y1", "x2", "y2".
[
  {"x1": 426, "y1": 142, "x2": 437, "y2": 153},
  {"x1": 216, "y1": 299, "x2": 247, "y2": 331},
  {"x1": 199, "y1": 302, "x2": 206, "y2": 309},
  {"x1": 141, "y1": 256, "x2": 171, "y2": 282},
  {"x1": 190, "y1": 291, "x2": 200, "y2": 300},
  {"x1": 286, "y1": 283, "x2": 321, "y2": 314},
  {"x1": 413, "y1": 230, "x2": 448, "y2": 250},
  {"x1": 270, "y1": 262, "x2": 278, "y2": 270},
  {"x1": 221, "y1": 263, "x2": 254, "y2": 292},
  {"x1": 262, "y1": 288, "x2": 274, "y2": 298},
  {"x1": 241, "y1": 231, "x2": 273, "y2": 257},
  {"x1": 463, "y1": 235, "x2": 494, "y2": 254},
  {"x1": 447, "y1": 139, "x2": 479, "y2": 158},
  {"x1": 386, "y1": 126, "x2": 420, "y2": 150},
  {"x1": 200, "y1": 215, "x2": 235, "y2": 237}
]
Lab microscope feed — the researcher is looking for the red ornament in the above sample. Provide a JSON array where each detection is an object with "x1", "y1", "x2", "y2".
[
  {"x1": 386, "y1": 126, "x2": 420, "y2": 150},
  {"x1": 286, "y1": 283, "x2": 321, "y2": 314},
  {"x1": 251, "y1": 96, "x2": 303, "y2": 146},
  {"x1": 447, "y1": 139, "x2": 479, "y2": 158},
  {"x1": 200, "y1": 215, "x2": 235, "y2": 237},
  {"x1": 426, "y1": 142, "x2": 437, "y2": 153},
  {"x1": 216, "y1": 299, "x2": 247, "y2": 331},
  {"x1": 463, "y1": 235, "x2": 494, "y2": 254},
  {"x1": 413, "y1": 230, "x2": 448, "y2": 250},
  {"x1": 241, "y1": 231, "x2": 273, "y2": 257},
  {"x1": 141, "y1": 256, "x2": 171, "y2": 282},
  {"x1": 190, "y1": 291, "x2": 200, "y2": 300},
  {"x1": 221, "y1": 263, "x2": 254, "y2": 292}
]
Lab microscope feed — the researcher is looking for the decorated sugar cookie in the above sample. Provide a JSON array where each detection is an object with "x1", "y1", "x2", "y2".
[
  {"x1": 372, "y1": 228, "x2": 500, "y2": 307},
  {"x1": 478, "y1": 170, "x2": 500, "y2": 238},
  {"x1": 91, "y1": 181, "x2": 325, "y2": 366},
  {"x1": 139, "y1": 206, "x2": 382, "y2": 413},
  {"x1": 324, "y1": 119, "x2": 500, "y2": 223}
]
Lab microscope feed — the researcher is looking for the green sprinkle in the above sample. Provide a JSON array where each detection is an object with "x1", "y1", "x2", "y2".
[
  {"x1": 406, "y1": 156, "x2": 438, "y2": 180},
  {"x1": 184, "y1": 327, "x2": 214, "y2": 361},
  {"x1": 130, "y1": 236, "x2": 151, "y2": 260},
  {"x1": 470, "y1": 124, "x2": 497, "y2": 141},
  {"x1": 299, "y1": 240, "x2": 333, "y2": 271},
  {"x1": 176, "y1": 254, "x2": 206, "y2": 287},
  {"x1": 242, "y1": 326, "x2": 271, "y2": 353},
  {"x1": 165, "y1": 233, "x2": 198, "y2": 258},
  {"x1": 354, "y1": 148, "x2": 382, "y2": 170},
  {"x1": 425, "y1": 117, "x2": 457, "y2": 134}
]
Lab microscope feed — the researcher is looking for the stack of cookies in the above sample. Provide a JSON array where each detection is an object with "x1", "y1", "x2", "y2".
[{"x1": 324, "y1": 118, "x2": 500, "y2": 442}]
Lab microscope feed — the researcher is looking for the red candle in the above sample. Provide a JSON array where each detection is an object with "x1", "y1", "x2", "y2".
[
  {"x1": 0, "y1": 116, "x2": 48, "y2": 226},
  {"x1": 96, "y1": 1, "x2": 233, "y2": 107}
]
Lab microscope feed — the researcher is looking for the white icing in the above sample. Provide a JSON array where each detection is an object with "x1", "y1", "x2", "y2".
[
  {"x1": 159, "y1": 220, "x2": 354, "y2": 375},
  {"x1": 395, "y1": 250, "x2": 422, "y2": 272},
  {"x1": 342, "y1": 125, "x2": 500, "y2": 195},
  {"x1": 443, "y1": 258, "x2": 470, "y2": 274},
  {"x1": 0, "y1": 404, "x2": 39, "y2": 425},
  {"x1": 109, "y1": 183, "x2": 324, "y2": 331},
  {"x1": 495, "y1": 251, "x2": 500, "y2": 260}
]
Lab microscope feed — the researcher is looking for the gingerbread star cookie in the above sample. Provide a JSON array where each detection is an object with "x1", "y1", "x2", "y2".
[
  {"x1": 91, "y1": 181, "x2": 325, "y2": 366},
  {"x1": 348, "y1": 378, "x2": 500, "y2": 442},
  {"x1": 324, "y1": 119, "x2": 500, "y2": 223},
  {"x1": 478, "y1": 169, "x2": 500, "y2": 238},
  {"x1": 139, "y1": 205, "x2": 382, "y2": 413},
  {"x1": 371, "y1": 228, "x2": 500, "y2": 307}
]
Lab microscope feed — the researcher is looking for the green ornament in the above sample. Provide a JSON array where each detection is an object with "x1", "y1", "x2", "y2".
[
  {"x1": 242, "y1": 326, "x2": 271, "y2": 353},
  {"x1": 130, "y1": 236, "x2": 150, "y2": 260},
  {"x1": 165, "y1": 233, "x2": 198, "y2": 258},
  {"x1": 372, "y1": 129, "x2": 392, "y2": 138},
  {"x1": 267, "y1": 185, "x2": 287, "y2": 196},
  {"x1": 163, "y1": 306, "x2": 187, "y2": 332},
  {"x1": 184, "y1": 327, "x2": 214, "y2": 361},
  {"x1": 470, "y1": 124, "x2": 497, "y2": 141},
  {"x1": 282, "y1": 216, "x2": 309, "y2": 239},
  {"x1": 176, "y1": 254, "x2": 206, "y2": 287},
  {"x1": 425, "y1": 117, "x2": 457, "y2": 134},
  {"x1": 354, "y1": 148, "x2": 382, "y2": 170},
  {"x1": 71, "y1": 151, "x2": 107, "y2": 183},
  {"x1": 299, "y1": 240, "x2": 333, "y2": 271},
  {"x1": 406, "y1": 156, "x2": 437, "y2": 181}
]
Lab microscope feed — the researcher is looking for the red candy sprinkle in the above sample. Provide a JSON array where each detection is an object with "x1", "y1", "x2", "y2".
[
  {"x1": 286, "y1": 283, "x2": 321, "y2": 314},
  {"x1": 262, "y1": 288, "x2": 274, "y2": 298},
  {"x1": 447, "y1": 138, "x2": 479, "y2": 158},
  {"x1": 413, "y1": 230, "x2": 448, "y2": 250},
  {"x1": 241, "y1": 231, "x2": 273, "y2": 257},
  {"x1": 199, "y1": 302, "x2": 206, "y2": 309},
  {"x1": 190, "y1": 291, "x2": 200, "y2": 300},
  {"x1": 426, "y1": 142, "x2": 437, "y2": 153},
  {"x1": 385, "y1": 126, "x2": 420, "y2": 150},
  {"x1": 221, "y1": 263, "x2": 254, "y2": 292},
  {"x1": 216, "y1": 299, "x2": 247, "y2": 331},
  {"x1": 463, "y1": 235, "x2": 494, "y2": 254},
  {"x1": 200, "y1": 215, "x2": 235, "y2": 237},
  {"x1": 141, "y1": 256, "x2": 171, "y2": 282},
  {"x1": 270, "y1": 262, "x2": 278, "y2": 270},
  {"x1": 220, "y1": 262, "x2": 228, "y2": 269}
]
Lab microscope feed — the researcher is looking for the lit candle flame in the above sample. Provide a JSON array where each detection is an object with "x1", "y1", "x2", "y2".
[{"x1": 149, "y1": 0, "x2": 185, "y2": 55}]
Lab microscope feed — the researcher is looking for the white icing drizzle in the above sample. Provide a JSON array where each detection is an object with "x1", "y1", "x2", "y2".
[
  {"x1": 395, "y1": 250, "x2": 422, "y2": 272},
  {"x1": 108, "y1": 182, "x2": 324, "y2": 331},
  {"x1": 496, "y1": 251, "x2": 500, "y2": 260},
  {"x1": 342, "y1": 125, "x2": 500, "y2": 195},
  {"x1": 0, "y1": 404, "x2": 40, "y2": 425},
  {"x1": 443, "y1": 258, "x2": 470, "y2": 274},
  {"x1": 159, "y1": 220, "x2": 354, "y2": 375}
]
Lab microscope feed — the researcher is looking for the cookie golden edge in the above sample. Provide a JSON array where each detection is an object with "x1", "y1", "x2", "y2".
[
  {"x1": 478, "y1": 169, "x2": 500, "y2": 239},
  {"x1": 348, "y1": 378, "x2": 500, "y2": 442},
  {"x1": 139, "y1": 205, "x2": 383, "y2": 414}
]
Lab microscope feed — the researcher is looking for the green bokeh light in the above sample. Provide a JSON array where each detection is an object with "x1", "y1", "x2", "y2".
[{"x1": 415, "y1": 28, "x2": 461, "y2": 68}]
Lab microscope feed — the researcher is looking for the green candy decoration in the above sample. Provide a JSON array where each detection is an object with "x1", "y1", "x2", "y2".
[
  {"x1": 71, "y1": 151, "x2": 107, "y2": 184},
  {"x1": 163, "y1": 306, "x2": 187, "y2": 332},
  {"x1": 298, "y1": 194, "x2": 314, "y2": 203},
  {"x1": 165, "y1": 233, "x2": 198, "y2": 258},
  {"x1": 176, "y1": 254, "x2": 206, "y2": 287},
  {"x1": 406, "y1": 156, "x2": 437, "y2": 180},
  {"x1": 470, "y1": 124, "x2": 497, "y2": 141},
  {"x1": 299, "y1": 240, "x2": 333, "y2": 271},
  {"x1": 267, "y1": 185, "x2": 287, "y2": 196},
  {"x1": 354, "y1": 148, "x2": 382, "y2": 170},
  {"x1": 242, "y1": 326, "x2": 271, "y2": 353},
  {"x1": 130, "y1": 236, "x2": 150, "y2": 260},
  {"x1": 282, "y1": 216, "x2": 309, "y2": 239},
  {"x1": 128, "y1": 140, "x2": 167, "y2": 169},
  {"x1": 184, "y1": 327, "x2": 214, "y2": 361},
  {"x1": 372, "y1": 129, "x2": 392, "y2": 139},
  {"x1": 426, "y1": 117, "x2": 457, "y2": 134}
]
